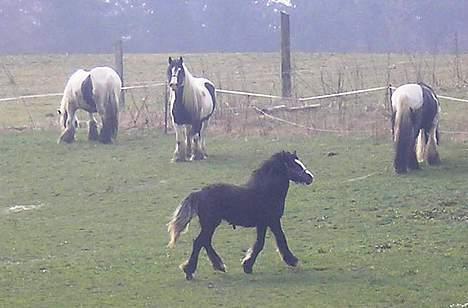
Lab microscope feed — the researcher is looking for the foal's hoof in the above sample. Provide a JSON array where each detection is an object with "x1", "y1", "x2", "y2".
[
  {"x1": 180, "y1": 261, "x2": 194, "y2": 280},
  {"x1": 213, "y1": 263, "x2": 226, "y2": 272},
  {"x1": 241, "y1": 259, "x2": 254, "y2": 274},
  {"x1": 171, "y1": 157, "x2": 187, "y2": 163},
  {"x1": 284, "y1": 255, "x2": 299, "y2": 267}
]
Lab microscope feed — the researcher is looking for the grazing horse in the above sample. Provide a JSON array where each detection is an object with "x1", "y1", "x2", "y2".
[
  {"x1": 57, "y1": 66, "x2": 121, "y2": 144},
  {"x1": 391, "y1": 82, "x2": 441, "y2": 174},
  {"x1": 167, "y1": 151, "x2": 314, "y2": 280},
  {"x1": 167, "y1": 56, "x2": 216, "y2": 161}
]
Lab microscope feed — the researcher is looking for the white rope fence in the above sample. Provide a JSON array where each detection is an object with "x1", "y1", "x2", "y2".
[
  {"x1": 1, "y1": 82, "x2": 467, "y2": 135},
  {"x1": 0, "y1": 82, "x2": 166, "y2": 103}
]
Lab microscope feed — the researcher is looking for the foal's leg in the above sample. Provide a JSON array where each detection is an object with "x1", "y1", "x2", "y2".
[
  {"x1": 269, "y1": 220, "x2": 298, "y2": 267},
  {"x1": 242, "y1": 224, "x2": 267, "y2": 274},
  {"x1": 203, "y1": 222, "x2": 226, "y2": 272},
  {"x1": 172, "y1": 124, "x2": 187, "y2": 162},
  {"x1": 180, "y1": 231, "x2": 205, "y2": 280}
]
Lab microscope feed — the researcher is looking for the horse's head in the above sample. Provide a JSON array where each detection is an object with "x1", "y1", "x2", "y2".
[
  {"x1": 167, "y1": 56, "x2": 185, "y2": 91},
  {"x1": 282, "y1": 151, "x2": 314, "y2": 185},
  {"x1": 57, "y1": 108, "x2": 78, "y2": 129}
]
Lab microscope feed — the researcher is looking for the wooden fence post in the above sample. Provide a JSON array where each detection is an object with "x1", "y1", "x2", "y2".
[
  {"x1": 114, "y1": 39, "x2": 125, "y2": 108},
  {"x1": 281, "y1": 11, "x2": 292, "y2": 98}
]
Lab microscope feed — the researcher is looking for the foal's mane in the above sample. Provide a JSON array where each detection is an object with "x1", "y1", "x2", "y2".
[{"x1": 246, "y1": 151, "x2": 288, "y2": 188}]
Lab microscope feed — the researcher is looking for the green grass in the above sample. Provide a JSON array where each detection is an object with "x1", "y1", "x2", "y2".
[{"x1": 0, "y1": 129, "x2": 467, "y2": 307}]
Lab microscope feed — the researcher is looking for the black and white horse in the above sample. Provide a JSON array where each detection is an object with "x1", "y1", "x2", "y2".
[
  {"x1": 58, "y1": 66, "x2": 121, "y2": 144},
  {"x1": 391, "y1": 82, "x2": 441, "y2": 173},
  {"x1": 167, "y1": 57, "x2": 216, "y2": 162},
  {"x1": 167, "y1": 151, "x2": 314, "y2": 280}
]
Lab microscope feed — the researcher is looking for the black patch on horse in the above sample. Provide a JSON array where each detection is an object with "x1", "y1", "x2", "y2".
[
  {"x1": 81, "y1": 74, "x2": 97, "y2": 113},
  {"x1": 172, "y1": 86, "x2": 193, "y2": 126},
  {"x1": 418, "y1": 82, "x2": 439, "y2": 143}
]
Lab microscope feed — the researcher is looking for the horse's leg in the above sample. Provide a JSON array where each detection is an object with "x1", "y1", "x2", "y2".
[
  {"x1": 190, "y1": 133, "x2": 205, "y2": 161},
  {"x1": 180, "y1": 227, "x2": 212, "y2": 280},
  {"x1": 415, "y1": 129, "x2": 426, "y2": 162},
  {"x1": 269, "y1": 220, "x2": 298, "y2": 267},
  {"x1": 242, "y1": 224, "x2": 267, "y2": 274},
  {"x1": 172, "y1": 124, "x2": 187, "y2": 162},
  {"x1": 426, "y1": 126, "x2": 441, "y2": 165},
  {"x1": 58, "y1": 108, "x2": 77, "y2": 144},
  {"x1": 407, "y1": 130, "x2": 420, "y2": 170},
  {"x1": 201, "y1": 121, "x2": 210, "y2": 158},
  {"x1": 88, "y1": 112, "x2": 99, "y2": 141},
  {"x1": 186, "y1": 126, "x2": 192, "y2": 160}
]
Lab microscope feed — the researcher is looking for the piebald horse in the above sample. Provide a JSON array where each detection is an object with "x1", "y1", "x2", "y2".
[
  {"x1": 167, "y1": 57, "x2": 216, "y2": 162},
  {"x1": 391, "y1": 82, "x2": 441, "y2": 174},
  {"x1": 57, "y1": 66, "x2": 121, "y2": 144}
]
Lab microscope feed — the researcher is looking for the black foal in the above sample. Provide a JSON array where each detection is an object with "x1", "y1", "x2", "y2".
[{"x1": 167, "y1": 151, "x2": 314, "y2": 280}]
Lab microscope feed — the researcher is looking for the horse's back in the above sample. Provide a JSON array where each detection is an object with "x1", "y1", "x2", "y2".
[
  {"x1": 192, "y1": 77, "x2": 216, "y2": 119},
  {"x1": 392, "y1": 84, "x2": 423, "y2": 110},
  {"x1": 196, "y1": 184, "x2": 260, "y2": 227},
  {"x1": 90, "y1": 67, "x2": 121, "y2": 91}
]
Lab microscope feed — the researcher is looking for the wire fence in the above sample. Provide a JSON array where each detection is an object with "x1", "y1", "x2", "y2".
[{"x1": 1, "y1": 77, "x2": 467, "y2": 141}]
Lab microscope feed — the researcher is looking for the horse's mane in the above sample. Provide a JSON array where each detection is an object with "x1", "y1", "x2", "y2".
[
  {"x1": 180, "y1": 63, "x2": 198, "y2": 112},
  {"x1": 246, "y1": 152, "x2": 287, "y2": 189}
]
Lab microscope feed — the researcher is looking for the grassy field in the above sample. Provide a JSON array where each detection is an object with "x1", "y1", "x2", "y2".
[{"x1": 0, "y1": 129, "x2": 467, "y2": 307}]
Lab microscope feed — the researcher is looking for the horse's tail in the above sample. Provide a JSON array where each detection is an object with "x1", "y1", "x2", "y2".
[
  {"x1": 167, "y1": 193, "x2": 199, "y2": 248},
  {"x1": 393, "y1": 94, "x2": 413, "y2": 173},
  {"x1": 100, "y1": 90, "x2": 119, "y2": 143}
]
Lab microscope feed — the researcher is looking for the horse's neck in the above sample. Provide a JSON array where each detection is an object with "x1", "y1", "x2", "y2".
[{"x1": 247, "y1": 172, "x2": 290, "y2": 196}]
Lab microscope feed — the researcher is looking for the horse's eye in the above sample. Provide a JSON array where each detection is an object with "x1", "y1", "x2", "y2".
[{"x1": 57, "y1": 110, "x2": 62, "y2": 115}]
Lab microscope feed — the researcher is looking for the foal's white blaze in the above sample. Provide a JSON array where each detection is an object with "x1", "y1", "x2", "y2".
[{"x1": 294, "y1": 158, "x2": 314, "y2": 178}]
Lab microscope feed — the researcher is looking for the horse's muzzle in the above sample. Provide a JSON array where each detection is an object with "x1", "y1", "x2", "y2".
[
  {"x1": 305, "y1": 174, "x2": 314, "y2": 185},
  {"x1": 169, "y1": 83, "x2": 177, "y2": 90}
]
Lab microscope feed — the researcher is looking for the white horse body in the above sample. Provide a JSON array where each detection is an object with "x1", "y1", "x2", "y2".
[
  {"x1": 168, "y1": 57, "x2": 216, "y2": 161},
  {"x1": 391, "y1": 83, "x2": 441, "y2": 173},
  {"x1": 181, "y1": 67, "x2": 215, "y2": 121},
  {"x1": 58, "y1": 66, "x2": 121, "y2": 144}
]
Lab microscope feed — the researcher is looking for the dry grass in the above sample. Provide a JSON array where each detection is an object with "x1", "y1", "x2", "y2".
[{"x1": 0, "y1": 52, "x2": 467, "y2": 140}]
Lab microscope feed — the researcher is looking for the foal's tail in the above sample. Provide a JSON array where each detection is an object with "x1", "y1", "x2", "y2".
[{"x1": 167, "y1": 193, "x2": 199, "y2": 248}]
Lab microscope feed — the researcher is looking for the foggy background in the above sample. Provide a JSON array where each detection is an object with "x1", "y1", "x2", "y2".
[{"x1": 1, "y1": 0, "x2": 468, "y2": 54}]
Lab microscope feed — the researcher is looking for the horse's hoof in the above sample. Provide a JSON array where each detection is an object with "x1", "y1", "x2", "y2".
[
  {"x1": 190, "y1": 153, "x2": 206, "y2": 161},
  {"x1": 171, "y1": 157, "x2": 186, "y2": 163}
]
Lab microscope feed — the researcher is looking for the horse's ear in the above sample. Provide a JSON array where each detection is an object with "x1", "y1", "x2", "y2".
[
  {"x1": 293, "y1": 150, "x2": 297, "y2": 155},
  {"x1": 168, "y1": 57, "x2": 172, "y2": 64},
  {"x1": 179, "y1": 56, "x2": 183, "y2": 64}
]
